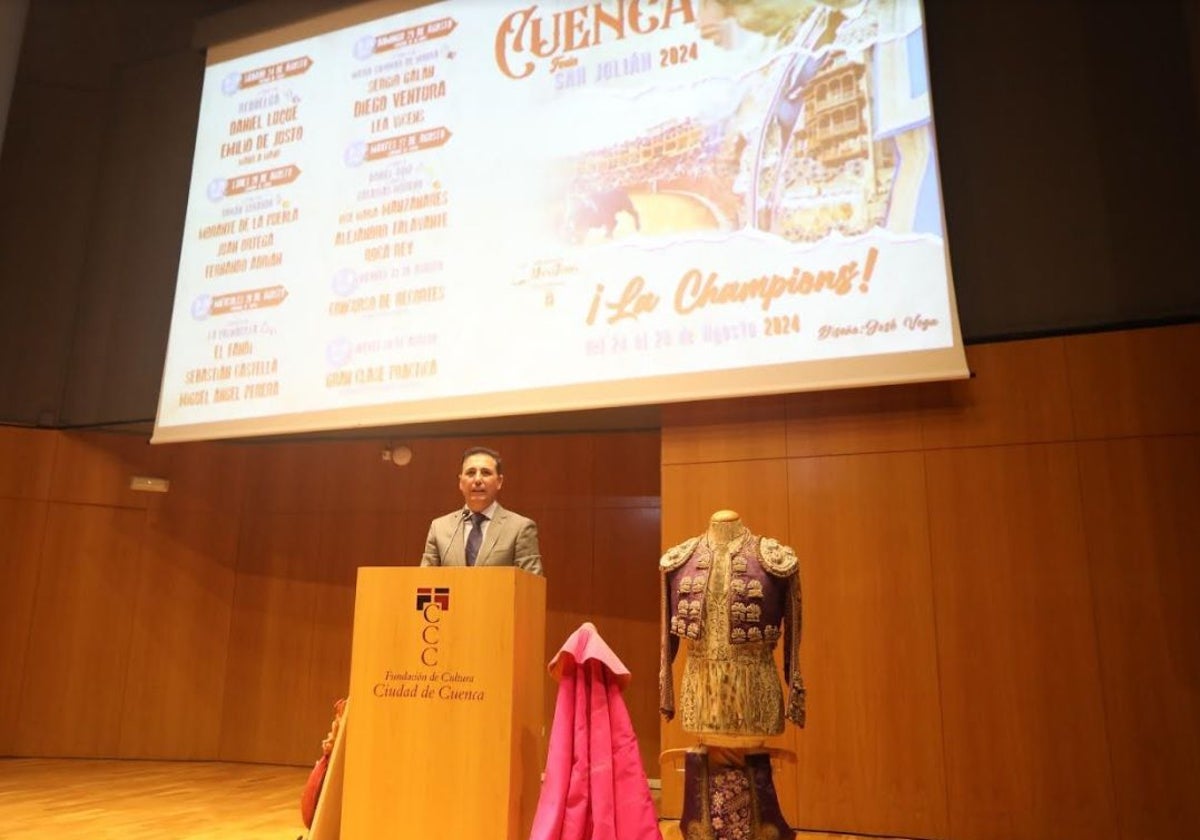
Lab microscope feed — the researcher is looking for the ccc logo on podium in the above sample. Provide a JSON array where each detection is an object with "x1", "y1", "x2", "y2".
[
  {"x1": 415, "y1": 587, "x2": 450, "y2": 612},
  {"x1": 415, "y1": 587, "x2": 449, "y2": 665}
]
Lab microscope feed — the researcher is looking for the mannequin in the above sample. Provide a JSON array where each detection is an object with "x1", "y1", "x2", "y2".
[
  {"x1": 660, "y1": 510, "x2": 805, "y2": 840},
  {"x1": 660, "y1": 510, "x2": 805, "y2": 735}
]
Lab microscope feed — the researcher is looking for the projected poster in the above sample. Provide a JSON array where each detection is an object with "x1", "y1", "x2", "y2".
[{"x1": 156, "y1": 0, "x2": 964, "y2": 442}]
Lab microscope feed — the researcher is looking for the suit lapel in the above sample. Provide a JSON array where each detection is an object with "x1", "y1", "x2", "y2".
[
  {"x1": 446, "y1": 511, "x2": 468, "y2": 566},
  {"x1": 477, "y1": 505, "x2": 506, "y2": 566}
]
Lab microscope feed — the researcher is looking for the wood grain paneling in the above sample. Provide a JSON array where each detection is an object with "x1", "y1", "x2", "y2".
[
  {"x1": 305, "y1": 512, "x2": 401, "y2": 746},
  {"x1": 589, "y1": 614, "x2": 662, "y2": 774},
  {"x1": 16, "y1": 503, "x2": 145, "y2": 757},
  {"x1": 0, "y1": 426, "x2": 56, "y2": 500},
  {"x1": 788, "y1": 452, "x2": 948, "y2": 839},
  {"x1": 770, "y1": 722, "x2": 802, "y2": 829},
  {"x1": 785, "y1": 384, "x2": 923, "y2": 458},
  {"x1": 117, "y1": 507, "x2": 238, "y2": 759},
  {"x1": 592, "y1": 505, "x2": 662, "y2": 775},
  {"x1": 919, "y1": 338, "x2": 1075, "y2": 450},
  {"x1": 322, "y1": 440, "x2": 411, "y2": 513},
  {"x1": 540, "y1": 501, "x2": 600, "y2": 739},
  {"x1": 593, "y1": 430, "x2": 660, "y2": 506},
  {"x1": 592, "y1": 506, "x2": 661, "y2": 623},
  {"x1": 5, "y1": 325, "x2": 1196, "y2": 840},
  {"x1": 500, "y1": 434, "x2": 595, "y2": 511},
  {"x1": 1077, "y1": 436, "x2": 1200, "y2": 839},
  {"x1": 657, "y1": 642, "x2": 692, "y2": 816},
  {"x1": 218, "y1": 512, "x2": 322, "y2": 765},
  {"x1": 150, "y1": 440, "x2": 246, "y2": 515},
  {"x1": 48, "y1": 432, "x2": 156, "y2": 509},
  {"x1": 0, "y1": 498, "x2": 48, "y2": 754},
  {"x1": 240, "y1": 442, "x2": 327, "y2": 514},
  {"x1": 399, "y1": 437, "x2": 477, "y2": 511},
  {"x1": 662, "y1": 395, "x2": 787, "y2": 465},
  {"x1": 661, "y1": 459, "x2": 791, "y2": 548},
  {"x1": 1066, "y1": 323, "x2": 1200, "y2": 440},
  {"x1": 925, "y1": 444, "x2": 1116, "y2": 840},
  {"x1": 533, "y1": 506, "x2": 594, "y2": 615},
  {"x1": 402, "y1": 504, "x2": 446, "y2": 568}
]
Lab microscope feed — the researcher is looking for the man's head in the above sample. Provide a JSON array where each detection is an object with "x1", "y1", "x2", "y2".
[{"x1": 459, "y1": 446, "x2": 504, "y2": 513}]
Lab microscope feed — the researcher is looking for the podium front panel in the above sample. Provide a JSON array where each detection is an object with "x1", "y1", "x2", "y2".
[{"x1": 342, "y1": 566, "x2": 546, "y2": 839}]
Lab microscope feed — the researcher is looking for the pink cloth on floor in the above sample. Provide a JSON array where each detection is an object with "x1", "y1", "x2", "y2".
[{"x1": 529, "y1": 622, "x2": 662, "y2": 840}]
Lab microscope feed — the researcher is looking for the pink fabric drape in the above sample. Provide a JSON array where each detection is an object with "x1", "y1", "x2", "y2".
[{"x1": 529, "y1": 622, "x2": 661, "y2": 840}]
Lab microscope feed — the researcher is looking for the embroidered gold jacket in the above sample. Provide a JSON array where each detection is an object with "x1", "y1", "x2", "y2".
[{"x1": 659, "y1": 534, "x2": 806, "y2": 727}]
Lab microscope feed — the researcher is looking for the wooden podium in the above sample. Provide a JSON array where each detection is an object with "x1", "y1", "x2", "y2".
[{"x1": 341, "y1": 566, "x2": 546, "y2": 839}]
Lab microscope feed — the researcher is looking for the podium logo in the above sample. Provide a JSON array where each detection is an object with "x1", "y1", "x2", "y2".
[
  {"x1": 415, "y1": 587, "x2": 450, "y2": 612},
  {"x1": 415, "y1": 587, "x2": 449, "y2": 666}
]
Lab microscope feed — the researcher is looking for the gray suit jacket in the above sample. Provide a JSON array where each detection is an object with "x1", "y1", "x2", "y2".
[{"x1": 420, "y1": 504, "x2": 543, "y2": 576}]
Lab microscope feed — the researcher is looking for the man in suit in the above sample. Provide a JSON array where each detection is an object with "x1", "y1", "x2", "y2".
[{"x1": 421, "y1": 446, "x2": 543, "y2": 576}]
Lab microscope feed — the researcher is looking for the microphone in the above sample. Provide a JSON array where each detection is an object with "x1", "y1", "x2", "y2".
[{"x1": 445, "y1": 509, "x2": 471, "y2": 564}]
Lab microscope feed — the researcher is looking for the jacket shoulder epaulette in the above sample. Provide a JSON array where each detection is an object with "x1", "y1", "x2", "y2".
[
  {"x1": 759, "y1": 537, "x2": 798, "y2": 577},
  {"x1": 659, "y1": 536, "x2": 701, "y2": 572}
]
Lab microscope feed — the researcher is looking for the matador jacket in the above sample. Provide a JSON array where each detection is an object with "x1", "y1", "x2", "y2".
[{"x1": 659, "y1": 533, "x2": 806, "y2": 727}]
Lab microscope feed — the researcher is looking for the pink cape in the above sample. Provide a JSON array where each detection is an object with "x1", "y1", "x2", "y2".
[{"x1": 529, "y1": 622, "x2": 662, "y2": 840}]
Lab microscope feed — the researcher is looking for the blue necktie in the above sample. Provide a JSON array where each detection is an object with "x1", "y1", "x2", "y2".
[{"x1": 465, "y1": 512, "x2": 487, "y2": 566}]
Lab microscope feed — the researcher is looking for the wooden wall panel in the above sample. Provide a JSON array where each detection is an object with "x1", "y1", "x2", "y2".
[
  {"x1": 151, "y1": 441, "x2": 247, "y2": 515},
  {"x1": 0, "y1": 498, "x2": 47, "y2": 754},
  {"x1": 3, "y1": 324, "x2": 1197, "y2": 840},
  {"x1": 538, "y1": 505, "x2": 599, "y2": 732},
  {"x1": 532, "y1": 508, "x2": 599, "y2": 744},
  {"x1": 661, "y1": 459, "x2": 791, "y2": 548},
  {"x1": 401, "y1": 502, "x2": 446, "y2": 567},
  {"x1": 591, "y1": 505, "x2": 662, "y2": 774},
  {"x1": 788, "y1": 453, "x2": 948, "y2": 839},
  {"x1": 393, "y1": 437, "x2": 475, "y2": 511},
  {"x1": 117, "y1": 507, "x2": 238, "y2": 759},
  {"x1": 593, "y1": 430, "x2": 660, "y2": 506},
  {"x1": 591, "y1": 506, "x2": 661, "y2": 625},
  {"x1": 322, "y1": 440, "x2": 411, "y2": 513},
  {"x1": 218, "y1": 512, "x2": 322, "y2": 765},
  {"x1": 304, "y1": 511, "x2": 400, "y2": 749},
  {"x1": 662, "y1": 396, "x2": 787, "y2": 465},
  {"x1": 920, "y1": 338, "x2": 1075, "y2": 450},
  {"x1": 537, "y1": 507, "x2": 594, "y2": 615},
  {"x1": 0, "y1": 425, "x2": 56, "y2": 500},
  {"x1": 241, "y1": 442, "x2": 328, "y2": 514},
  {"x1": 500, "y1": 434, "x2": 595, "y2": 510},
  {"x1": 1077, "y1": 436, "x2": 1200, "y2": 839},
  {"x1": 48, "y1": 432, "x2": 157, "y2": 509},
  {"x1": 1066, "y1": 323, "x2": 1200, "y2": 440},
  {"x1": 925, "y1": 444, "x2": 1116, "y2": 840},
  {"x1": 16, "y1": 503, "x2": 144, "y2": 757},
  {"x1": 785, "y1": 384, "x2": 923, "y2": 458}
]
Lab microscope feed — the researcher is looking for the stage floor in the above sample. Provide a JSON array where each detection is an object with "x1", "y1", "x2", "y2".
[
  {"x1": 0, "y1": 758, "x2": 907, "y2": 840},
  {"x1": 0, "y1": 758, "x2": 310, "y2": 839}
]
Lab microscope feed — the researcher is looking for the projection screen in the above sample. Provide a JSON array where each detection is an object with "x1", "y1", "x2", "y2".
[{"x1": 153, "y1": 0, "x2": 967, "y2": 443}]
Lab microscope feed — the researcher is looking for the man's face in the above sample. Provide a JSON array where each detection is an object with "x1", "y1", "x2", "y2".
[{"x1": 459, "y1": 453, "x2": 504, "y2": 512}]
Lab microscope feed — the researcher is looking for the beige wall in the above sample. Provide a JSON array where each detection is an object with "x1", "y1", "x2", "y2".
[
  {"x1": 659, "y1": 322, "x2": 1200, "y2": 840},
  {"x1": 2, "y1": 323, "x2": 1199, "y2": 840}
]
